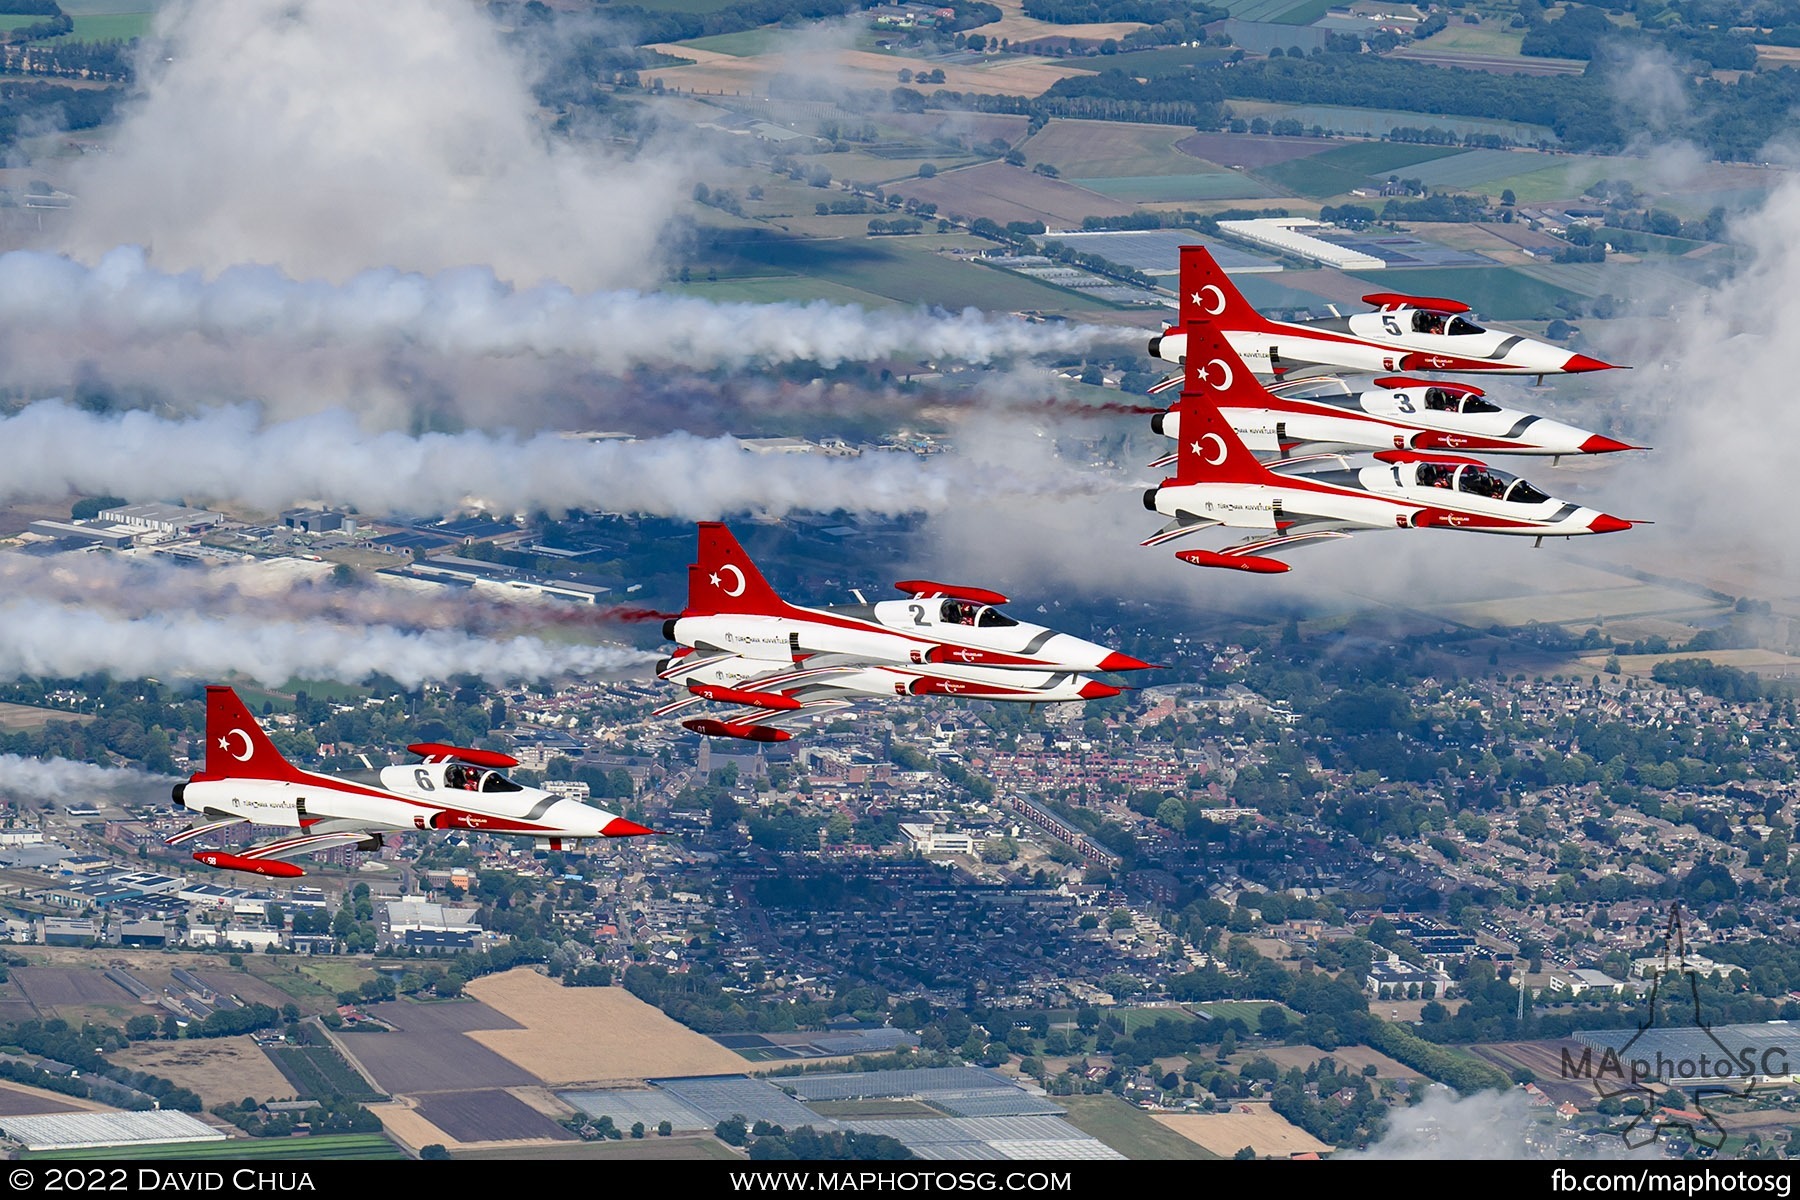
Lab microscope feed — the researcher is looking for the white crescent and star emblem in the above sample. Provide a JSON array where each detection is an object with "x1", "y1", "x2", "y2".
[
  {"x1": 1201, "y1": 434, "x2": 1228, "y2": 465},
  {"x1": 718, "y1": 564, "x2": 746, "y2": 597},
  {"x1": 1199, "y1": 284, "x2": 1226, "y2": 315},
  {"x1": 1197, "y1": 358, "x2": 1233, "y2": 391},
  {"x1": 219, "y1": 729, "x2": 254, "y2": 762}
]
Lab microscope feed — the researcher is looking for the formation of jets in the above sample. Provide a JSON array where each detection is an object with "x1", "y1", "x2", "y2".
[
  {"x1": 1137, "y1": 243, "x2": 1641, "y2": 574},
  {"x1": 174, "y1": 234, "x2": 1643, "y2": 869}
]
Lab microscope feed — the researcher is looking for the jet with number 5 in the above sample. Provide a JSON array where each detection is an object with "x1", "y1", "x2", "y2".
[
  {"x1": 1139, "y1": 318, "x2": 1636, "y2": 573},
  {"x1": 652, "y1": 522, "x2": 1152, "y2": 741},
  {"x1": 167, "y1": 685, "x2": 656, "y2": 877},
  {"x1": 1147, "y1": 244, "x2": 1622, "y2": 383}
]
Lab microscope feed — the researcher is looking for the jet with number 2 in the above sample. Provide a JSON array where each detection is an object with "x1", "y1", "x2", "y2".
[
  {"x1": 652, "y1": 523, "x2": 1153, "y2": 741},
  {"x1": 1139, "y1": 318, "x2": 1636, "y2": 573},
  {"x1": 1147, "y1": 244, "x2": 1623, "y2": 383},
  {"x1": 167, "y1": 685, "x2": 656, "y2": 877}
]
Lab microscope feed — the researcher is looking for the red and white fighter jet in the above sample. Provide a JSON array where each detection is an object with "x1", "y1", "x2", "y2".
[
  {"x1": 1145, "y1": 371, "x2": 1640, "y2": 462},
  {"x1": 1147, "y1": 244, "x2": 1622, "y2": 382},
  {"x1": 168, "y1": 686, "x2": 656, "y2": 877},
  {"x1": 653, "y1": 523, "x2": 1152, "y2": 741},
  {"x1": 1140, "y1": 319, "x2": 1636, "y2": 573}
]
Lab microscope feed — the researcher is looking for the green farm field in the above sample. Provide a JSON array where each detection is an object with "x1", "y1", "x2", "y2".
[
  {"x1": 24, "y1": 1134, "x2": 405, "y2": 1161},
  {"x1": 1225, "y1": 99, "x2": 1557, "y2": 145},
  {"x1": 1058, "y1": 1093, "x2": 1218, "y2": 1159},
  {"x1": 1345, "y1": 265, "x2": 1587, "y2": 320},
  {"x1": 1256, "y1": 141, "x2": 1459, "y2": 198}
]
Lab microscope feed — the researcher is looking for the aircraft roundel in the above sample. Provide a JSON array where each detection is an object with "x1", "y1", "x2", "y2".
[
  {"x1": 1199, "y1": 285, "x2": 1226, "y2": 315},
  {"x1": 1201, "y1": 433, "x2": 1228, "y2": 465},
  {"x1": 1200, "y1": 358, "x2": 1234, "y2": 392},
  {"x1": 224, "y1": 729, "x2": 254, "y2": 762},
  {"x1": 717, "y1": 564, "x2": 746, "y2": 598}
]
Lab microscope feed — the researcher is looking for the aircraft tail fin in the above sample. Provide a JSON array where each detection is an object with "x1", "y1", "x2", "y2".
[
  {"x1": 1173, "y1": 321, "x2": 1278, "y2": 487},
  {"x1": 204, "y1": 686, "x2": 303, "y2": 780},
  {"x1": 1179, "y1": 245, "x2": 1275, "y2": 332},
  {"x1": 685, "y1": 522, "x2": 790, "y2": 617}
]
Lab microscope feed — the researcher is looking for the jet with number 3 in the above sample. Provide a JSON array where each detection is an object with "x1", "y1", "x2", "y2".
[
  {"x1": 1139, "y1": 318, "x2": 1636, "y2": 573},
  {"x1": 652, "y1": 523, "x2": 1153, "y2": 741},
  {"x1": 1147, "y1": 244, "x2": 1623, "y2": 383},
  {"x1": 167, "y1": 685, "x2": 656, "y2": 877}
]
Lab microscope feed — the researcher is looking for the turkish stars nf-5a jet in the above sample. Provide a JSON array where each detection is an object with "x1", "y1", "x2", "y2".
[
  {"x1": 1139, "y1": 319, "x2": 1637, "y2": 574},
  {"x1": 1146, "y1": 244, "x2": 1623, "y2": 383},
  {"x1": 1146, "y1": 371, "x2": 1642, "y2": 463},
  {"x1": 653, "y1": 522, "x2": 1154, "y2": 741},
  {"x1": 168, "y1": 685, "x2": 657, "y2": 877}
]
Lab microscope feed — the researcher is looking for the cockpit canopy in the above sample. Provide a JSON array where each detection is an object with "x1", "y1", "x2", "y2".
[
  {"x1": 1421, "y1": 387, "x2": 1500, "y2": 414},
  {"x1": 940, "y1": 599, "x2": 1018, "y2": 628},
  {"x1": 1412, "y1": 462, "x2": 1549, "y2": 505},
  {"x1": 1412, "y1": 312, "x2": 1486, "y2": 336},
  {"x1": 444, "y1": 763, "x2": 525, "y2": 793}
]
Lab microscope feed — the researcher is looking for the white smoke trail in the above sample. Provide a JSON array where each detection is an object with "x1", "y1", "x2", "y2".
[
  {"x1": 0, "y1": 602, "x2": 653, "y2": 688},
  {"x1": 0, "y1": 755, "x2": 176, "y2": 802},
  {"x1": 0, "y1": 246, "x2": 1122, "y2": 372},
  {"x1": 0, "y1": 553, "x2": 664, "y2": 633},
  {"x1": 0, "y1": 400, "x2": 1123, "y2": 518}
]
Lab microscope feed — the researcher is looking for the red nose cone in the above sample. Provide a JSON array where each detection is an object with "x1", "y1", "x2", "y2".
[
  {"x1": 1564, "y1": 353, "x2": 1619, "y2": 373},
  {"x1": 1587, "y1": 514, "x2": 1633, "y2": 534},
  {"x1": 1098, "y1": 652, "x2": 1153, "y2": 672},
  {"x1": 1079, "y1": 681, "x2": 1122, "y2": 700},
  {"x1": 602, "y1": 817, "x2": 659, "y2": 837},
  {"x1": 1578, "y1": 434, "x2": 1642, "y2": 454}
]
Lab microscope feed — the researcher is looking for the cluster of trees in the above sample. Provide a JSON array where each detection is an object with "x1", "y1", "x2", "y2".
[
  {"x1": 0, "y1": 1017, "x2": 202, "y2": 1110},
  {"x1": 1520, "y1": 3, "x2": 1756, "y2": 70},
  {"x1": 211, "y1": 1096, "x2": 383, "y2": 1138}
]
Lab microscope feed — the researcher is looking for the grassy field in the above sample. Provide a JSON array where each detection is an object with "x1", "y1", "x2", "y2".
[
  {"x1": 1401, "y1": 22, "x2": 1528, "y2": 56},
  {"x1": 1192, "y1": 1000, "x2": 1288, "y2": 1024},
  {"x1": 1224, "y1": 0, "x2": 1334, "y2": 20},
  {"x1": 0, "y1": 702, "x2": 92, "y2": 730},
  {"x1": 25, "y1": 1134, "x2": 406, "y2": 1160},
  {"x1": 1225, "y1": 99, "x2": 1557, "y2": 145},
  {"x1": 674, "y1": 29, "x2": 786, "y2": 56},
  {"x1": 1256, "y1": 142, "x2": 1458, "y2": 198},
  {"x1": 1345, "y1": 265, "x2": 1588, "y2": 321},
  {"x1": 1106, "y1": 44, "x2": 1235, "y2": 77},
  {"x1": 1073, "y1": 174, "x2": 1276, "y2": 202},
  {"x1": 1405, "y1": 148, "x2": 1563, "y2": 190},
  {"x1": 1058, "y1": 1093, "x2": 1219, "y2": 1159},
  {"x1": 48, "y1": 12, "x2": 149, "y2": 39},
  {"x1": 1024, "y1": 119, "x2": 1216, "y2": 179}
]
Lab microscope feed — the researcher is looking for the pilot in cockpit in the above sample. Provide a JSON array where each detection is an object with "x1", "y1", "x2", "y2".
[
  {"x1": 942, "y1": 600, "x2": 978, "y2": 625},
  {"x1": 446, "y1": 763, "x2": 479, "y2": 791}
]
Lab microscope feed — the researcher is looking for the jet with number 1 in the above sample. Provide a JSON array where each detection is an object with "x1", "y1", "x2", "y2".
[
  {"x1": 1139, "y1": 318, "x2": 1636, "y2": 573},
  {"x1": 167, "y1": 685, "x2": 656, "y2": 878},
  {"x1": 652, "y1": 523, "x2": 1153, "y2": 741},
  {"x1": 1147, "y1": 244, "x2": 1623, "y2": 383}
]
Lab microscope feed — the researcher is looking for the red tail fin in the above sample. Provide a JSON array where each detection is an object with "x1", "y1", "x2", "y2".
[
  {"x1": 1173, "y1": 322, "x2": 1277, "y2": 486},
  {"x1": 685, "y1": 522, "x2": 791, "y2": 617},
  {"x1": 204, "y1": 686, "x2": 302, "y2": 780},
  {"x1": 1179, "y1": 245, "x2": 1275, "y2": 332}
]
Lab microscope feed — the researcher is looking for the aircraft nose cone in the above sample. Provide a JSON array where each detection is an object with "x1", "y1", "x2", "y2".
[
  {"x1": 602, "y1": 817, "x2": 659, "y2": 837},
  {"x1": 1098, "y1": 651, "x2": 1153, "y2": 672},
  {"x1": 1588, "y1": 514, "x2": 1633, "y2": 534},
  {"x1": 1579, "y1": 434, "x2": 1639, "y2": 454},
  {"x1": 1565, "y1": 353, "x2": 1620, "y2": 373},
  {"x1": 1079, "y1": 681, "x2": 1122, "y2": 700}
]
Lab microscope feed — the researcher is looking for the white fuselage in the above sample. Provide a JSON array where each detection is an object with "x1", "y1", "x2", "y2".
[
  {"x1": 670, "y1": 600, "x2": 1124, "y2": 673},
  {"x1": 178, "y1": 762, "x2": 627, "y2": 840},
  {"x1": 1154, "y1": 319, "x2": 1589, "y2": 378},
  {"x1": 664, "y1": 653, "x2": 1106, "y2": 702},
  {"x1": 1152, "y1": 460, "x2": 1611, "y2": 537},
  {"x1": 1156, "y1": 382, "x2": 1613, "y2": 457}
]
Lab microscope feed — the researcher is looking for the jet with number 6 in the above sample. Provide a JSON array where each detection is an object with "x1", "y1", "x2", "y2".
[
  {"x1": 167, "y1": 685, "x2": 656, "y2": 877},
  {"x1": 1140, "y1": 318, "x2": 1637, "y2": 573},
  {"x1": 1147, "y1": 244, "x2": 1623, "y2": 383},
  {"x1": 652, "y1": 523, "x2": 1153, "y2": 741}
]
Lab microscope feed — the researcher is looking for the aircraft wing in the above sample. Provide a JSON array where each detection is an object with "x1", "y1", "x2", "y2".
[
  {"x1": 164, "y1": 815, "x2": 251, "y2": 847},
  {"x1": 652, "y1": 656, "x2": 866, "y2": 719},
  {"x1": 1140, "y1": 513, "x2": 1224, "y2": 548}
]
